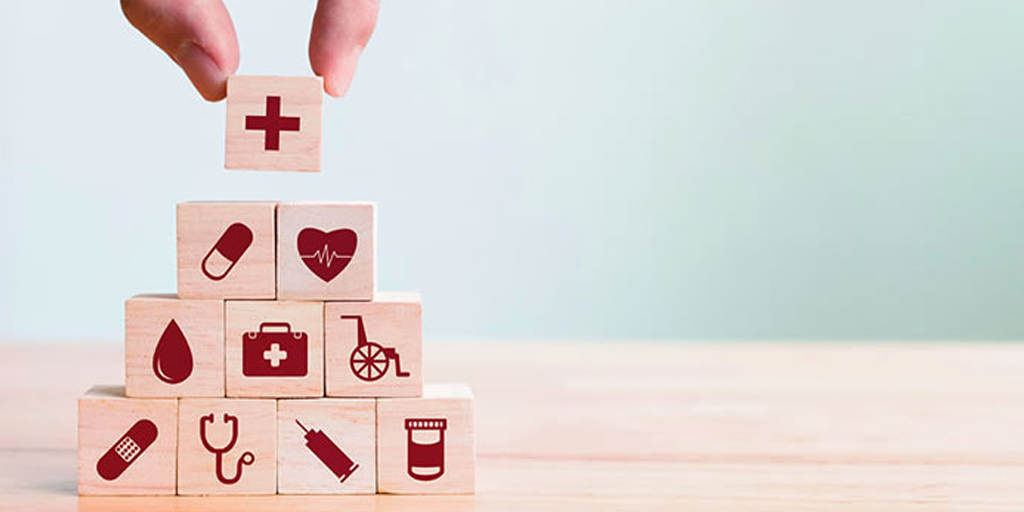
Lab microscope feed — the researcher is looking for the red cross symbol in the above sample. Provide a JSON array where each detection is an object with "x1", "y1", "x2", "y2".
[{"x1": 245, "y1": 96, "x2": 301, "y2": 151}]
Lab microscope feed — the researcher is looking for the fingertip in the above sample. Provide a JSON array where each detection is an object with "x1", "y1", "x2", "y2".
[{"x1": 176, "y1": 42, "x2": 229, "y2": 101}]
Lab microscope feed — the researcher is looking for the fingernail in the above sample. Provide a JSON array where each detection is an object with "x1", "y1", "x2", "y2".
[
  {"x1": 175, "y1": 42, "x2": 228, "y2": 101},
  {"x1": 326, "y1": 46, "x2": 364, "y2": 97}
]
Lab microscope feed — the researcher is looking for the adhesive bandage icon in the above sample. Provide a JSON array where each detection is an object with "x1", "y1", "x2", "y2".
[{"x1": 96, "y1": 419, "x2": 158, "y2": 481}]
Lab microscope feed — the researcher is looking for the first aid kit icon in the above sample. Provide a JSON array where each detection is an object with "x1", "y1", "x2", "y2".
[{"x1": 242, "y1": 322, "x2": 308, "y2": 377}]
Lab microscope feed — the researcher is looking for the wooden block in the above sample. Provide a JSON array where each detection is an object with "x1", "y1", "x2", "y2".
[
  {"x1": 78, "y1": 386, "x2": 177, "y2": 495},
  {"x1": 325, "y1": 292, "x2": 423, "y2": 397},
  {"x1": 177, "y1": 398, "x2": 277, "y2": 495},
  {"x1": 225, "y1": 301, "x2": 324, "y2": 397},
  {"x1": 277, "y1": 399, "x2": 376, "y2": 494},
  {"x1": 276, "y1": 202, "x2": 376, "y2": 301},
  {"x1": 225, "y1": 75, "x2": 322, "y2": 172},
  {"x1": 125, "y1": 294, "x2": 224, "y2": 398},
  {"x1": 177, "y1": 201, "x2": 277, "y2": 299},
  {"x1": 377, "y1": 383, "x2": 475, "y2": 494}
]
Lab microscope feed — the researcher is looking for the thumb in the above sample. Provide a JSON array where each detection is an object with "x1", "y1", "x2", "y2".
[
  {"x1": 121, "y1": 0, "x2": 240, "y2": 101},
  {"x1": 309, "y1": 0, "x2": 380, "y2": 97}
]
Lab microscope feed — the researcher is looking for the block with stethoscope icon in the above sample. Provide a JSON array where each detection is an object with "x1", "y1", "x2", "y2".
[
  {"x1": 376, "y1": 383, "x2": 476, "y2": 494},
  {"x1": 177, "y1": 398, "x2": 277, "y2": 495},
  {"x1": 77, "y1": 386, "x2": 178, "y2": 495}
]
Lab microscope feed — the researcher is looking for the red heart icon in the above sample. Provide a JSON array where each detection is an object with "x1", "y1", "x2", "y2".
[{"x1": 297, "y1": 228, "x2": 358, "y2": 283}]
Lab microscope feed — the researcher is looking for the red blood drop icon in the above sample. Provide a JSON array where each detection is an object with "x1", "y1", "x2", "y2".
[{"x1": 152, "y1": 319, "x2": 193, "y2": 385}]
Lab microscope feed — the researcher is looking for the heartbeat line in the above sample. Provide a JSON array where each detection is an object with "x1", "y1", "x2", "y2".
[{"x1": 301, "y1": 245, "x2": 354, "y2": 268}]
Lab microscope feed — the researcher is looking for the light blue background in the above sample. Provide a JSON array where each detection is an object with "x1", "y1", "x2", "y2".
[{"x1": 1, "y1": 1, "x2": 1022, "y2": 343}]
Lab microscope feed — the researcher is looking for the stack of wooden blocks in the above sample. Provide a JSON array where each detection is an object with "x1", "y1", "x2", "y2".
[{"x1": 77, "y1": 76, "x2": 475, "y2": 496}]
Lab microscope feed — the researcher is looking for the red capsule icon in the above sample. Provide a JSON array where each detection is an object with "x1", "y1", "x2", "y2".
[
  {"x1": 202, "y1": 223, "x2": 253, "y2": 281},
  {"x1": 97, "y1": 419, "x2": 158, "y2": 481}
]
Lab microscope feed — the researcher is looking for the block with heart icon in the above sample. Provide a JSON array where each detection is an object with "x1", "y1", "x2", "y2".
[
  {"x1": 225, "y1": 75, "x2": 322, "y2": 172},
  {"x1": 177, "y1": 201, "x2": 277, "y2": 300},
  {"x1": 125, "y1": 294, "x2": 225, "y2": 398},
  {"x1": 78, "y1": 386, "x2": 178, "y2": 495},
  {"x1": 325, "y1": 292, "x2": 423, "y2": 397},
  {"x1": 225, "y1": 300, "x2": 325, "y2": 397},
  {"x1": 276, "y1": 202, "x2": 376, "y2": 301}
]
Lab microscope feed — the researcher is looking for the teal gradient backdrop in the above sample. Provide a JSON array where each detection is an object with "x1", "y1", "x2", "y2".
[{"x1": 1, "y1": 1, "x2": 1022, "y2": 342}]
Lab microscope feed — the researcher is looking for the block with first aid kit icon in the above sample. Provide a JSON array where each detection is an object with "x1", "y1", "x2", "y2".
[
  {"x1": 177, "y1": 201, "x2": 277, "y2": 299},
  {"x1": 277, "y1": 399, "x2": 377, "y2": 494},
  {"x1": 177, "y1": 398, "x2": 277, "y2": 495},
  {"x1": 225, "y1": 300, "x2": 324, "y2": 397},
  {"x1": 124, "y1": 294, "x2": 224, "y2": 398},
  {"x1": 78, "y1": 386, "x2": 177, "y2": 495}
]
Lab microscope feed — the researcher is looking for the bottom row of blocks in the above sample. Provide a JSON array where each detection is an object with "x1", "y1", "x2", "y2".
[{"x1": 78, "y1": 383, "x2": 474, "y2": 495}]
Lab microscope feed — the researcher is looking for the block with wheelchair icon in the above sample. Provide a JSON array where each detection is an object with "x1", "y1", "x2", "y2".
[
  {"x1": 177, "y1": 398, "x2": 277, "y2": 495},
  {"x1": 325, "y1": 292, "x2": 423, "y2": 397},
  {"x1": 78, "y1": 386, "x2": 178, "y2": 495},
  {"x1": 225, "y1": 301, "x2": 324, "y2": 397}
]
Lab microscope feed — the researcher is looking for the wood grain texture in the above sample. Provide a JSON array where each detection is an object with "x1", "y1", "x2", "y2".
[
  {"x1": 177, "y1": 398, "x2": 277, "y2": 495},
  {"x1": 276, "y1": 202, "x2": 376, "y2": 301},
  {"x1": 377, "y1": 384, "x2": 475, "y2": 494},
  {"x1": 77, "y1": 386, "x2": 177, "y2": 495},
  {"x1": 277, "y1": 399, "x2": 376, "y2": 494},
  {"x1": 325, "y1": 293, "x2": 423, "y2": 397},
  {"x1": 125, "y1": 295, "x2": 224, "y2": 398},
  {"x1": 177, "y1": 202, "x2": 277, "y2": 299},
  {"x1": 225, "y1": 301, "x2": 325, "y2": 398},
  {"x1": 225, "y1": 76, "x2": 322, "y2": 172},
  {"x1": 7, "y1": 342, "x2": 1024, "y2": 510}
]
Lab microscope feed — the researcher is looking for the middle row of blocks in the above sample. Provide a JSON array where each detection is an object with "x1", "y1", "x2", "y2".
[{"x1": 125, "y1": 292, "x2": 421, "y2": 398}]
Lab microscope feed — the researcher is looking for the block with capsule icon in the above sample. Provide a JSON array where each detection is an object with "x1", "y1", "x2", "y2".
[
  {"x1": 277, "y1": 399, "x2": 376, "y2": 494},
  {"x1": 377, "y1": 383, "x2": 476, "y2": 494},
  {"x1": 325, "y1": 292, "x2": 423, "y2": 397},
  {"x1": 78, "y1": 386, "x2": 177, "y2": 495},
  {"x1": 177, "y1": 201, "x2": 277, "y2": 299},
  {"x1": 177, "y1": 398, "x2": 277, "y2": 495},
  {"x1": 225, "y1": 75, "x2": 322, "y2": 172},
  {"x1": 125, "y1": 294, "x2": 224, "y2": 398},
  {"x1": 225, "y1": 300, "x2": 324, "y2": 397},
  {"x1": 277, "y1": 202, "x2": 376, "y2": 301}
]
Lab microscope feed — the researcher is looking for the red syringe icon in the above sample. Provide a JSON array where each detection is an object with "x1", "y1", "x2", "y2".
[{"x1": 295, "y1": 420, "x2": 359, "y2": 484}]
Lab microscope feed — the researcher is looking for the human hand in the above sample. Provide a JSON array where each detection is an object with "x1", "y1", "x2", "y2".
[{"x1": 121, "y1": 0, "x2": 379, "y2": 101}]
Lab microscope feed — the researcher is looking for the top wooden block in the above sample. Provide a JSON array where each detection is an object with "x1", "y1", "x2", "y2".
[{"x1": 225, "y1": 75, "x2": 322, "y2": 172}]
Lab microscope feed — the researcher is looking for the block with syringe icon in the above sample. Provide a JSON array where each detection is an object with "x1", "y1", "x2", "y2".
[{"x1": 81, "y1": 193, "x2": 473, "y2": 496}]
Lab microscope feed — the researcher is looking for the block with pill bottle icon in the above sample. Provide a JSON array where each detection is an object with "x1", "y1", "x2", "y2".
[
  {"x1": 177, "y1": 201, "x2": 277, "y2": 299},
  {"x1": 124, "y1": 294, "x2": 224, "y2": 398},
  {"x1": 376, "y1": 383, "x2": 476, "y2": 494},
  {"x1": 77, "y1": 386, "x2": 177, "y2": 495},
  {"x1": 277, "y1": 398, "x2": 376, "y2": 494}
]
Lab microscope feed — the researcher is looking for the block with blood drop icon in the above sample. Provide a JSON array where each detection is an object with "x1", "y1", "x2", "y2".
[
  {"x1": 225, "y1": 75, "x2": 322, "y2": 172},
  {"x1": 125, "y1": 295, "x2": 224, "y2": 397},
  {"x1": 177, "y1": 202, "x2": 277, "y2": 299},
  {"x1": 78, "y1": 386, "x2": 177, "y2": 495}
]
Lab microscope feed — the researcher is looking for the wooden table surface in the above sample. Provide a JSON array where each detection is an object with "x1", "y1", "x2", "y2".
[{"x1": 1, "y1": 341, "x2": 1023, "y2": 511}]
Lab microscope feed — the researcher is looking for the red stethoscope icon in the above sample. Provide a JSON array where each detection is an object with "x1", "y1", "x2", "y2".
[{"x1": 199, "y1": 413, "x2": 255, "y2": 485}]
